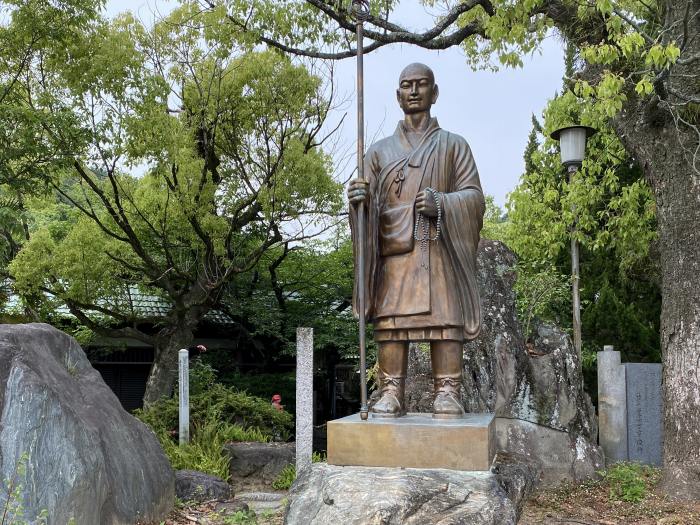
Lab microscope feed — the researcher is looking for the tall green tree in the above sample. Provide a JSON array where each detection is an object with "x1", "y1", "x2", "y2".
[
  {"x1": 0, "y1": 0, "x2": 104, "y2": 286},
  {"x1": 5, "y1": 5, "x2": 343, "y2": 405},
  {"x1": 507, "y1": 106, "x2": 661, "y2": 357},
  {"x1": 204, "y1": 0, "x2": 700, "y2": 496}
]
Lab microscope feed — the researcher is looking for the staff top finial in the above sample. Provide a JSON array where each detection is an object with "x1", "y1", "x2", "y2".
[{"x1": 351, "y1": 0, "x2": 371, "y2": 22}]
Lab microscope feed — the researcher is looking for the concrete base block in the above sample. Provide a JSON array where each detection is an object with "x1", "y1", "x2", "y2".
[{"x1": 327, "y1": 412, "x2": 495, "y2": 471}]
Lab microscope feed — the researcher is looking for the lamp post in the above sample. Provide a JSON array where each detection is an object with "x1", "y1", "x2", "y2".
[{"x1": 550, "y1": 125, "x2": 597, "y2": 360}]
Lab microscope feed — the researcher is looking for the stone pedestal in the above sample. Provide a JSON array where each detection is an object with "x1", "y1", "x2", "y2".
[
  {"x1": 285, "y1": 454, "x2": 539, "y2": 525},
  {"x1": 327, "y1": 413, "x2": 495, "y2": 471}
]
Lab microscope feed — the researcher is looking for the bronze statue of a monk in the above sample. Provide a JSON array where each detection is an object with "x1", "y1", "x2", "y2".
[{"x1": 348, "y1": 63, "x2": 485, "y2": 418}]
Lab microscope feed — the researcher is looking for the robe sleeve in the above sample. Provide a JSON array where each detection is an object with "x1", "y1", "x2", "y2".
[
  {"x1": 350, "y1": 147, "x2": 380, "y2": 320},
  {"x1": 440, "y1": 135, "x2": 485, "y2": 340}
]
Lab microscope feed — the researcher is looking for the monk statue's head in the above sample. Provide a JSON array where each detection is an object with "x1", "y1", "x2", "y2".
[{"x1": 396, "y1": 63, "x2": 439, "y2": 115}]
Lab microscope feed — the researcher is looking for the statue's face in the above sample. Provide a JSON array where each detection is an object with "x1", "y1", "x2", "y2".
[{"x1": 396, "y1": 65, "x2": 439, "y2": 115}]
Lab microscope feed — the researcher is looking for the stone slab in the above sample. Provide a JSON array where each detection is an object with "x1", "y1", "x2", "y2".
[
  {"x1": 597, "y1": 349, "x2": 628, "y2": 464},
  {"x1": 233, "y1": 492, "x2": 286, "y2": 513},
  {"x1": 624, "y1": 363, "x2": 662, "y2": 466},
  {"x1": 295, "y1": 327, "x2": 313, "y2": 475},
  {"x1": 327, "y1": 412, "x2": 495, "y2": 471}
]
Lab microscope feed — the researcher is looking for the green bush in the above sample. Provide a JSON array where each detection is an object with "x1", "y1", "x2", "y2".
[
  {"x1": 155, "y1": 421, "x2": 269, "y2": 480},
  {"x1": 271, "y1": 464, "x2": 296, "y2": 490},
  {"x1": 222, "y1": 371, "x2": 297, "y2": 415},
  {"x1": 271, "y1": 452, "x2": 326, "y2": 490},
  {"x1": 602, "y1": 462, "x2": 657, "y2": 503},
  {"x1": 136, "y1": 363, "x2": 293, "y2": 439},
  {"x1": 514, "y1": 263, "x2": 571, "y2": 341},
  {"x1": 135, "y1": 362, "x2": 294, "y2": 480}
]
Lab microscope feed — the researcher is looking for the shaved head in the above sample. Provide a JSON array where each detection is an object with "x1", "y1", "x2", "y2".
[
  {"x1": 396, "y1": 63, "x2": 439, "y2": 115},
  {"x1": 399, "y1": 63, "x2": 435, "y2": 85}
]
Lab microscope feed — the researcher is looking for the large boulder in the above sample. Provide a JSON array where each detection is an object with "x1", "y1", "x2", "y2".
[
  {"x1": 405, "y1": 240, "x2": 603, "y2": 484},
  {"x1": 285, "y1": 453, "x2": 539, "y2": 525},
  {"x1": 0, "y1": 323, "x2": 174, "y2": 524}
]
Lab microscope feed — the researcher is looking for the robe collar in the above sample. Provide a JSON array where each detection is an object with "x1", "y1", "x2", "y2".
[{"x1": 394, "y1": 117, "x2": 441, "y2": 168}]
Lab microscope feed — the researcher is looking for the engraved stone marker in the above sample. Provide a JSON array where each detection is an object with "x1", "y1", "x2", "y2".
[
  {"x1": 597, "y1": 346, "x2": 627, "y2": 463},
  {"x1": 179, "y1": 348, "x2": 190, "y2": 445},
  {"x1": 597, "y1": 346, "x2": 663, "y2": 466},
  {"x1": 624, "y1": 363, "x2": 662, "y2": 466},
  {"x1": 296, "y1": 328, "x2": 314, "y2": 475}
]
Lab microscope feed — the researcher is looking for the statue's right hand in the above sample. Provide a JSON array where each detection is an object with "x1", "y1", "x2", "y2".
[{"x1": 347, "y1": 179, "x2": 369, "y2": 206}]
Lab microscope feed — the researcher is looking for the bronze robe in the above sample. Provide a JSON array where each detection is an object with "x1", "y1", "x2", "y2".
[{"x1": 351, "y1": 118, "x2": 485, "y2": 342}]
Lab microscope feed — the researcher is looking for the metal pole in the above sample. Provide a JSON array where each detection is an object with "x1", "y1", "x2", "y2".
[
  {"x1": 568, "y1": 165, "x2": 582, "y2": 360},
  {"x1": 352, "y1": 0, "x2": 370, "y2": 421}
]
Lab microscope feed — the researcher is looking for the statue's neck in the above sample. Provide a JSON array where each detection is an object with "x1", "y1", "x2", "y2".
[{"x1": 403, "y1": 112, "x2": 431, "y2": 134}]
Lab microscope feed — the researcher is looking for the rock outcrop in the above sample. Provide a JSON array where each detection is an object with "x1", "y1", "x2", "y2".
[
  {"x1": 405, "y1": 240, "x2": 604, "y2": 484},
  {"x1": 285, "y1": 453, "x2": 539, "y2": 525},
  {"x1": 175, "y1": 470, "x2": 232, "y2": 502},
  {"x1": 0, "y1": 323, "x2": 174, "y2": 524}
]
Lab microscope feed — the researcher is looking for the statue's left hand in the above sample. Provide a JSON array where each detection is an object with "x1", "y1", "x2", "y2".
[{"x1": 415, "y1": 190, "x2": 439, "y2": 217}]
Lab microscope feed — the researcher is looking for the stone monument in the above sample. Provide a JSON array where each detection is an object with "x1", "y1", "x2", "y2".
[
  {"x1": 597, "y1": 346, "x2": 662, "y2": 466},
  {"x1": 295, "y1": 327, "x2": 314, "y2": 474}
]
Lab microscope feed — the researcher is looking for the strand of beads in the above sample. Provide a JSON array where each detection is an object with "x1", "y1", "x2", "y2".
[{"x1": 414, "y1": 187, "x2": 442, "y2": 269}]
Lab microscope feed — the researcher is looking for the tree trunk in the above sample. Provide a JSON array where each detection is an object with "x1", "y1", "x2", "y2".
[
  {"x1": 615, "y1": 97, "x2": 700, "y2": 498},
  {"x1": 143, "y1": 325, "x2": 195, "y2": 407},
  {"x1": 655, "y1": 145, "x2": 700, "y2": 499}
]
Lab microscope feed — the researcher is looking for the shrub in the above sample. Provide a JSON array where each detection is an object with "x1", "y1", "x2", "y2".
[
  {"x1": 135, "y1": 362, "x2": 294, "y2": 480},
  {"x1": 222, "y1": 371, "x2": 297, "y2": 415},
  {"x1": 155, "y1": 421, "x2": 269, "y2": 480},
  {"x1": 136, "y1": 363, "x2": 293, "y2": 439},
  {"x1": 602, "y1": 462, "x2": 658, "y2": 503},
  {"x1": 271, "y1": 452, "x2": 326, "y2": 490}
]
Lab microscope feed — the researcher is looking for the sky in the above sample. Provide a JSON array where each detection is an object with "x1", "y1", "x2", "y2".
[{"x1": 104, "y1": 1, "x2": 565, "y2": 207}]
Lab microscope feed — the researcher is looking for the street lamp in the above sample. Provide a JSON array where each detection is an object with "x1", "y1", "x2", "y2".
[{"x1": 550, "y1": 125, "x2": 597, "y2": 360}]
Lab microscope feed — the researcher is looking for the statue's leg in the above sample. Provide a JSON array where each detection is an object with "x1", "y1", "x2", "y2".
[
  {"x1": 370, "y1": 341, "x2": 408, "y2": 418},
  {"x1": 431, "y1": 340, "x2": 465, "y2": 419}
]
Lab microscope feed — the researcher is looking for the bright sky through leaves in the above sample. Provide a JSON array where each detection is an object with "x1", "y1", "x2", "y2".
[{"x1": 104, "y1": 0, "x2": 565, "y2": 207}]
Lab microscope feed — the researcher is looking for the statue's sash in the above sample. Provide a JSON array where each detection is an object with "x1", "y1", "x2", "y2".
[{"x1": 376, "y1": 127, "x2": 440, "y2": 257}]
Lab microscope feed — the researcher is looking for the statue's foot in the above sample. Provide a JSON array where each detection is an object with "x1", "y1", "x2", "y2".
[
  {"x1": 433, "y1": 377, "x2": 465, "y2": 419},
  {"x1": 371, "y1": 377, "x2": 405, "y2": 418}
]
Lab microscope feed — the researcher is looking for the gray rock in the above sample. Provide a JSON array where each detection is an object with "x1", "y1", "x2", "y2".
[
  {"x1": 495, "y1": 419, "x2": 604, "y2": 483},
  {"x1": 235, "y1": 491, "x2": 287, "y2": 513},
  {"x1": 214, "y1": 500, "x2": 250, "y2": 515},
  {"x1": 0, "y1": 323, "x2": 174, "y2": 525},
  {"x1": 225, "y1": 442, "x2": 295, "y2": 485},
  {"x1": 405, "y1": 240, "x2": 603, "y2": 485},
  {"x1": 175, "y1": 470, "x2": 232, "y2": 502},
  {"x1": 284, "y1": 454, "x2": 539, "y2": 525}
]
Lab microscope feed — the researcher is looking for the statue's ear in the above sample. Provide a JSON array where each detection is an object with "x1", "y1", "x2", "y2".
[
  {"x1": 432, "y1": 84, "x2": 440, "y2": 104},
  {"x1": 396, "y1": 88, "x2": 401, "y2": 105}
]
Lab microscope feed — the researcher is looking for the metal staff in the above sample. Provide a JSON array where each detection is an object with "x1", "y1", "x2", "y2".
[{"x1": 351, "y1": 0, "x2": 370, "y2": 421}]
